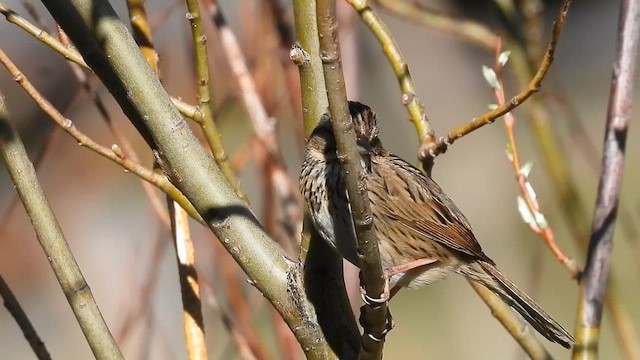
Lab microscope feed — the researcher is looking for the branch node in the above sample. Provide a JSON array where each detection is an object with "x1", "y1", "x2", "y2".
[{"x1": 290, "y1": 43, "x2": 311, "y2": 66}]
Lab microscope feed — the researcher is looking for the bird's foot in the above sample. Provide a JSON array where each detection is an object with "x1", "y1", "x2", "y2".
[
  {"x1": 360, "y1": 276, "x2": 390, "y2": 309},
  {"x1": 359, "y1": 304, "x2": 395, "y2": 342}
]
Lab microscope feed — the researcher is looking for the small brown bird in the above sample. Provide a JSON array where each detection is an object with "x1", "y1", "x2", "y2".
[{"x1": 300, "y1": 101, "x2": 575, "y2": 348}]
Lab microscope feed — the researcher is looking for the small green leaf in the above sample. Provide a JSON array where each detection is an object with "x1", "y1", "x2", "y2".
[
  {"x1": 517, "y1": 196, "x2": 535, "y2": 226},
  {"x1": 534, "y1": 211, "x2": 548, "y2": 229},
  {"x1": 498, "y1": 51, "x2": 511, "y2": 66},
  {"x1": 524, "y1": 181, "x2": 537, "y2": 202},
  {"x1": 520, "y1": 161, "x2": 534, "y2": 177},
  {"x1": 482, "y1": 65, "x2": 501, "y2": 90},
  {"x1": 505, "y1": 143, "x2": 514, "y2": 158}
]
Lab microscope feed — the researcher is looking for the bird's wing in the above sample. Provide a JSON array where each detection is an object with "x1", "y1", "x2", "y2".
[{"x1": 369, "y1": 153, "x2": 493, "y2": 263}]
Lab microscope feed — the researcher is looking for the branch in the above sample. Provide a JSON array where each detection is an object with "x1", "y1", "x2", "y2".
[
  {"x1": 0, "y1": 93, "x2": 123, "y2": 359},
  {"x1": 39, "y1": 0, "x2": 332, "y2": 357},
  {"x1": 125, "y1": 0, "x2": 159, "y2": 72},
  {"x1": 316, "y1": 1, "x2": 387, "y2": 358},
  {"x1": 169, "y1": 201, "x2": 208, "y2": 359},
  {"x1": 0, "y1": 49, "x2": 203, "y2": 224},
  {"x1": 202, "y1": 0, "x2": 301, "y2": 246},
  {"x1": 574, "y1": 0, "x2": 639, "y2": 357},
  {"x1": 184, "y1": 0, "x2": 247, "y2": 203},
  {"x1": 469, "y1": 282, "x2": 553, "y2": 360},
  {"x1": 292, "y1": 0, "x2": 361, "y2": 357},
  {"x1": 291, "y1": 0, "x2": 328, "y2": 136},
  {"x1": 0, "y1": 3, "x2": 202, "y2": 123},
  {"x1": 374, "y1": 0, "x2": 498, "y2": 51},
  {"x1": 347, "y1": 0, "x2": 432, "y2": 148},
  {"x1": 485, "y1": 44, "x2": 579, "y2": 277},
  {"x1": 421, "y1": 0, "x2": 572, "y2": 161},
  {"x1": 200, "y1": 285, "x2": 259, "y2": 360},
  {"x1": 0, "y1": 274, "x2": 51, "y2": 360}
]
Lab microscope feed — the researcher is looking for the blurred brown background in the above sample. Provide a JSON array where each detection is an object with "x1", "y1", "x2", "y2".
[{"x1": 0, "y1": 0, "x2": 638, "y2": 359}]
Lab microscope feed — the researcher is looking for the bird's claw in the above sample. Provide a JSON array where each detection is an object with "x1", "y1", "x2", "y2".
[
  {"x1": 362, "y1": 311, "x2": 395, "y2": 342},
  {"x1": 360, "y1": 291, "x2": 388, "y2": 309}
]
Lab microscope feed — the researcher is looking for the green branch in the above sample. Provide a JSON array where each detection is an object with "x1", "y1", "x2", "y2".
[{"x1": 0, "y1": 93, "x2": 122, "y2": 359}]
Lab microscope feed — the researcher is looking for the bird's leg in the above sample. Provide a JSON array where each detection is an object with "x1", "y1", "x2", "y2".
[
  {"x1": 387, "y1": 258, "x2": 439, "y2": 299},
  {"x1": 386, "y1": 258, "x2": 439, "y2": 277},
  {"x1": 359, "y1": 278, "x2": 394, "y2": 343},
  {"x1": 361, "y1": 257, "x2": 438, "y2": 304},
  {"x1": 359, "y1": 277, "x2": 390, "y2": 307},
  {"x1": 358, "y1": 258, "x2": 438, "y2": 341}
]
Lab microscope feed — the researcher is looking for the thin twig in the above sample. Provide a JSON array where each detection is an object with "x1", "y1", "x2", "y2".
[
  {"x1": 347, "y1": 0, "x2": 431, "y2": 149},
  {"x1": 42, "y1": 0, "x2": 339, "y2": 357},
  {"x1": 184, "y1": 0, "x2": 247, "y2": 203},
  {"x1": 574, "y1": 0, "x2": 639, "y2": 357},
  {"x1": 202, "y1": 0, "x2": 302, "y2": 250},
  {"x1": 604, "y1": 279, "x2": 640, "y2": 360},
  {"x1": 0, "y1": 3, "x2": 202, "y2": 122},
  {"x1": 115, "y1": 230, "x2": 168, "y2": 344},
  {"x1": 262, "y1": 0, "x2": 307, "y2": 153},
  {"x1": 57, "y1": 25, "x2": 173, "y2": 229},
  {"x1": 316, "y1": 1, "x2": 387, "y2": 358},
  {"x1": 487, "y1": 41, "x2": 579, "y2": 277},
  {"x1": 169, "y1": 200, "x2": 208, "y2": 359},
  {"x1": 0, "y1": 92, "x2": 123, "y2": 360},
  {"x1": 200, "y1": 285, "x2": 259, "y2": 360},
  {"x1": 126, "y1": 0, "x2": 159, "y2": 73},
  {"x1": 374, "y1": 0, "x2": 499, "y2": 51},
  {"x1": 292, "y1": 0, "x2": 361, "y2": 357},
  {"x1": 0, "y1": 49, "x2": 204, "y2": 224},
  {"x1": 421, "y1": 0, "x2": 572, "y2": 161},
  {"x1": 469, "y1": 282, "x2": 553, "y2": 360},
  {"x1": 201, "y1": 0, "x2": 276, "y2": 155},
  {"x1": 213, "y1": 237, "x2": 272, "y2": 360},
  {"x1": 0, "y1": 274, "x2": 52, "y2": 360}
]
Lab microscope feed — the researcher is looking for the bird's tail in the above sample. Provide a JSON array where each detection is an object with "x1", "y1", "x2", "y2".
[{"x1": 458, "y1": 261, "x2": 576, "y2": 348}]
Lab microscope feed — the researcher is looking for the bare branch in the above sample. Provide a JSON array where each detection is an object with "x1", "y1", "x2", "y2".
[
  {"x1": 184, "y1": 0, "x2": 247, "y2": 203},
  {"x1": 574, "y1": 0, "x2": 640, "y2": 357},
  {"x1": 469, "y1": 282, "x2": 553, "y2": 360},
  {"x1": 316, "y1": 0, "x2": 387, "y2": 358},
  {"x1": 374, "y1": 0, "x2": 498, "y2": 51},
  {"x1": 0, "y1": 49, "x2": 203, "y2": 224},
  {"x1": 347, "y1": 0, "x2": 432, "y2": 149},
  {"x1": 292, "y1": 0, "x2": 361, "y2": 357},
  {"x1": 38, "y1": 0, "x2": 331, "y2": 357},
  {"x1": 169, "y1": 201, "x2": 208, "y2": 359},
  {"x1": 0, "y1": 274, "x2": 51, "y2": 360},
  {"x1": 422, "y1": 0, "x2": 572, "y2": 161},
  {"x1": 488, "y1": 41, "x2": 578, "y2": 277},
  {"x1": 0, "y1": 91, "x2": 123, "y2": 360},
  {"x1": 0, "y1": 3, "x2": 202, "y2": 123}
]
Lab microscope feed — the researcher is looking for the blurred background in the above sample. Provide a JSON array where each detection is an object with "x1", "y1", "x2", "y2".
[{"x1": 0, "y1": 0, "x2": 638, "y2": 359}]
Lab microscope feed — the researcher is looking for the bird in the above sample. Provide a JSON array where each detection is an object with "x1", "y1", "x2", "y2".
[{"x1": 299, "y1": 101, "x2": 575, "y2": 348}]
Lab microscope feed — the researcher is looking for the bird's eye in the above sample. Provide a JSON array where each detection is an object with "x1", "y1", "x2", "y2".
[{"x1": 357, "y1": 144, "x2": 369, "y2": 155}]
